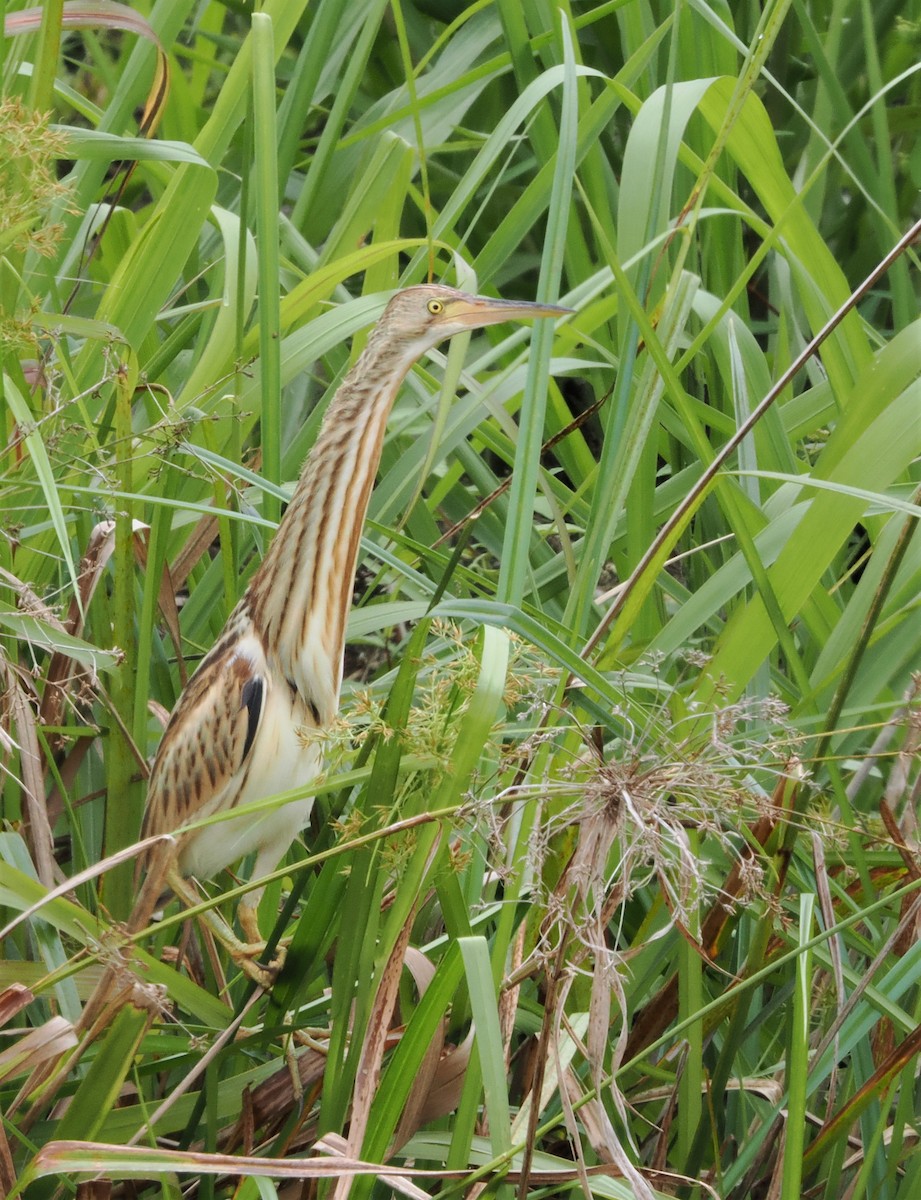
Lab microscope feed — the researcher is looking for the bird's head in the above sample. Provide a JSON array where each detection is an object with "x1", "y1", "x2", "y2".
[{"x1": 379, "y1": 284, "x2": 571, "y2": 362}]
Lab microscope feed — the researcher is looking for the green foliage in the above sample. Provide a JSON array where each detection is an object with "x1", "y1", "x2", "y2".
[{"x1": 1, "y1": 1, "x2": 920, "y2": 1198}]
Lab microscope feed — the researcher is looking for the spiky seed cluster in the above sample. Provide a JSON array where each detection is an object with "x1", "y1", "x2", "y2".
[
  {"x1": 477, "y1": 677, "x2": 801, "y2": 968},
  {"x1": 0, "y1": 99, "x2": 71, "y2": 352},
  {"x1": 312, "y1": 622, "x2": 483, "y2": 767},
  {"x1": 0, "y1": 100, "x2": 70, "y2": 255}
]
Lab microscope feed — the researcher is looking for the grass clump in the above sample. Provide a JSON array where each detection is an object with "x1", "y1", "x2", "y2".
[{"x1": 1, "y1": 3, "x2": 920, "y2": 1199}]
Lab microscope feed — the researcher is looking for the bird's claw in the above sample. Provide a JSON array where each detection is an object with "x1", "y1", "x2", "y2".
[
  {"x1": 233, "y1": 905, "x2": 290, "y2": 987},
  {"x1": 230, "y1": 940, "x2": 286, "y2": 989},
  {"x1": 293, "y1": 1027, "x2": 330, "y2": 1054}
]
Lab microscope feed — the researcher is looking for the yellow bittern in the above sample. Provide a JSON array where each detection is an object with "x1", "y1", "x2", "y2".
[{"x1": 140, "y1": 284, "x2": 569, "y2": 983}]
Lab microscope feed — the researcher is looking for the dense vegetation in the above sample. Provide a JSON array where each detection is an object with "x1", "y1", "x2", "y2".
[{"x1": 1, "y1": 2, "x2": 919, "y2": 1197}]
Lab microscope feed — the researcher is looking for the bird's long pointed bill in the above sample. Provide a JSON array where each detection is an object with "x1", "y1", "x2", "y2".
[{"x1": 448, "y1": 295, "x2": 572, "y2": 328}]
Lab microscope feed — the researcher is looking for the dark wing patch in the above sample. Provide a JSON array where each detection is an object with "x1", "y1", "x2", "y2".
[
  {"x1": 240, "y1": 675, "x2": 264, "y2": 761},
  {"x1": 142, "y1": 635, "x2": 269, "y2": 841},
  {"x1": 286, "y1": 675, "x2": 322, "y2": 727}
]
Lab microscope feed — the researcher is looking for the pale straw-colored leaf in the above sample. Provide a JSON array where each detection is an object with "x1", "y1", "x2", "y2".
[{"x1": 0, "y1": 1016, "x2": 77, "y2": 1082}]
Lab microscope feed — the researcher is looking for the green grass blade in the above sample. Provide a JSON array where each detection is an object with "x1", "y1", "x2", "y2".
[{"x1": 251, "y1": 11, "x2": 282, "y2": 524}]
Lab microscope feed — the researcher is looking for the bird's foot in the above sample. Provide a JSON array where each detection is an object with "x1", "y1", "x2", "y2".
[
  {"x1": 233, "y1": 905, "x2": 288, "y2": 986},
  {"x1": 164, "y1": 872, "x2": 288, "y2": 987},
  {"x1": 230, "y1": 939, "x2": 287, "y2": 989},
  {"x1": 292, "y1": 1026, "x2": 330, "y2": 1054}
]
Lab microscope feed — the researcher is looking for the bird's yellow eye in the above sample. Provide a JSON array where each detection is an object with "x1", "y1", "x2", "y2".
[{"x1": 427, "y1": 299, "x2": 444, "y2": 315}]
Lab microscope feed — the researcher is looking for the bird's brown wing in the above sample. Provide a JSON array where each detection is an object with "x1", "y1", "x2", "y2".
[{"x1": 141, "y1": 635, "x2": 268, "y2": 843}]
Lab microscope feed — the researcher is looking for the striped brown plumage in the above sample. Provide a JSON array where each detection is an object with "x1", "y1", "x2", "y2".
[{"x1": 139, "y1": 285, "x2": 569, "y2": 980}]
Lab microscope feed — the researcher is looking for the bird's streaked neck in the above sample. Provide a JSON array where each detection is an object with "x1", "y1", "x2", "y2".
[{"x1": 246, "y1": 333, "x2": 421, "y2": 723}]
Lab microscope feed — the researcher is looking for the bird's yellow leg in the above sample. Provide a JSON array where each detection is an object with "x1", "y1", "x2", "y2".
[
  {"x1": 237, "y1": 899, "x2": 287, "y2": 976},
  {"x1": 166, "y1": 871, "x2": 281, "y2": 988},
  {"x1": 237, "y1": 901, "x2": 265, "y2": 947}
]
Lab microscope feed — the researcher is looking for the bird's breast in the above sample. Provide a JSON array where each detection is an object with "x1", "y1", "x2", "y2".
[{"x1": 176, "y1": 677, "x2": 322, "y2": 881}]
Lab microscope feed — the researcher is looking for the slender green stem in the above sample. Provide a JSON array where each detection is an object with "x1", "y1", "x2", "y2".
[{"x1": 251, "y1": 12, "x2": 282, "y2": 526}]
